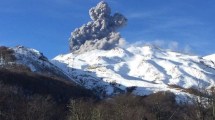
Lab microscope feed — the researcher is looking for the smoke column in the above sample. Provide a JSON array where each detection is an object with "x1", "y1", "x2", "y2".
[{"x1": 69, "y1": 1, "x2": 127, "y2": 53}]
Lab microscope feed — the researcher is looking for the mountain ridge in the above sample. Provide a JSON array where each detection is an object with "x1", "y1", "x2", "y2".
[
  {"x1": 2, "y1": 45, "x2": 215, "y2": 100},
  {"x1": 52, "y1": 45, "x2": 215, "y2": 100},
  {"x1": 0, "y1": 46, "x2": 71, "y2": 81}
]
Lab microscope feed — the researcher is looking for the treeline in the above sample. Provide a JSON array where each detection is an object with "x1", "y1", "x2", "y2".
[
  {"x1": 1, "y1": 80, "x2": 215, "y2": 120},
  {"x1": 0, "y1": 83, "x2": 63, "y2": 120},
  {"x1": 67, "y1": 92, "x2": 215, "y2": 120}
]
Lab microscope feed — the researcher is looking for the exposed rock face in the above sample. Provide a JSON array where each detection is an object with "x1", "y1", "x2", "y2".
[{"x1": 69, "y1": 1, "x2": 127, "y2": 53}]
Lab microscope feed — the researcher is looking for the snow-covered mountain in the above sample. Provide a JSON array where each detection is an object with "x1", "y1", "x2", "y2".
[
  {"x1": 1, "y1": 1, "x2": 214, "y2": 103},
  {"x1": 2, "y1": 45, "x2": 215, "y2": 100},
  {"x1": 52, "y1": 45, "x2": 215, "y2": 99},
  {"x1": 0, "y1": 46, "x2": 70, "y2": 80},
  {"x1": 204, "y1": 54, "x2": 215, "y2": 64}
]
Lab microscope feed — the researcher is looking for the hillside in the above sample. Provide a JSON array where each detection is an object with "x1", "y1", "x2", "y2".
[
  {"x1": 0, "y1": 68, "x2": 96, "y2": 101},
  {"x1": 0, "y1": 68, "x2": 96, "y2": 120},
  {"x1": 0, "y1": 46, "x2": 71, "y2": 80},
  {"x1": 204, "y1": 54, "x2": 215, "y2": 64},
  {"x1": 53, "y1": 45, "x2": 215, "y2": 100},
  {"x1": 0, "y1": 46, "x2": 97, "y2": 119},
  {"x1": 0, "y1": 45, "x2": 96, "y2": 100}
]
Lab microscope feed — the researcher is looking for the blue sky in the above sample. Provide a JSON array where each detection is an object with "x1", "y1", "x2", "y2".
[{"x1": 0, "y1": 0, "x2": 215, "y2": 58}]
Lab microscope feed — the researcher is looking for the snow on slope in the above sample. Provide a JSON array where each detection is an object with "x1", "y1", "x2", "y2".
[
  {"x1": 52, "y1": 45, "x2": 215, "y2": 99},
  {"x1": 11, "y1": 46, "x2": 70, "y2": 80},
  {"x1": 204, "y1": 54, "x2": 215, "y2": 64}
]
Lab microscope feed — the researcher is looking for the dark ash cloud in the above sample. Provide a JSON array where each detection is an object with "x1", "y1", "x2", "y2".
[{"x1": 69, "y1": 1, "x2": 127, "y2": 53}]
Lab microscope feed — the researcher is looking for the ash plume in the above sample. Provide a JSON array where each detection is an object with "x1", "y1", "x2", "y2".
[{"x1": 69, "y1": 1, "x2": 127, "y2": 53}]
